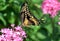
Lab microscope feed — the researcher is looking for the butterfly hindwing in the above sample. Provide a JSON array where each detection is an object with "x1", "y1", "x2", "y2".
[{"x1": 20, "y1": 3, "x2": 39, "y2": 27}]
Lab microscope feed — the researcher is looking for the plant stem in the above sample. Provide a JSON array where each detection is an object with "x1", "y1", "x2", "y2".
[{"x1": 51, "y1": 18, "x2": 57, "y2": 41}]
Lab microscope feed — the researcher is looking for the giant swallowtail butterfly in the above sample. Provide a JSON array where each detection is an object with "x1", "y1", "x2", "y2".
[{"x1": 20, "y1": 2, "x2": 39, "y2": 27}]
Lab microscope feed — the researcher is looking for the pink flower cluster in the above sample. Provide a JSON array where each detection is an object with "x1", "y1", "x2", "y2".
[
  {"x1": 0, "y1": 25, "x2": 26, "y2": 41},
  {"x1": 41, "y1": 0, "x2": 60, "y2": 18}
]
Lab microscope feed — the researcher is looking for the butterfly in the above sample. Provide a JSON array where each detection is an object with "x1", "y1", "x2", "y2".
[{"x1": 20, "y1": 2, "x2": 39, "y2": 27}]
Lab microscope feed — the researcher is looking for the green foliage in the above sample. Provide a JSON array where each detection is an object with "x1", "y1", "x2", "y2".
[{"x1": 0, "y1": 0, "x2": 60, "y2": 41}]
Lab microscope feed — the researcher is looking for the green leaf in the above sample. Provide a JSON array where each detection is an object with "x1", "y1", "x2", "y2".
[
  {"x1": 31, "y1": 10, "x2": 42, "y2": 19},
  {"x1": 0, "y1": 4, "x2": 9, "y2": 11},
  {"x1": 30, "y1": 35, "x2": 36, "y2": 40},
  {"x1": 36, "y1": 32, "x2": 46, "y2": 39},
  {"x1": 32, "y1": 0, "x2": 43, "y2": 4},
  {"x1": 12, "y1": 4, "x2": 21, "y2": 13},
  {"x1": 0, "y1": 13, "x2": 6, "y2": 26},
  {"x1": 0, "y1": 0, "x2": 6, "y2": 3},
  {"x1": 8, "y1": 0, "x2": 14, "y2": 3},
  {"x1": 8, "y1": 12, "x2": 15, "y2": 24},
  {"x1": 30, "y1": 25, "x2": 41, "y2": 33},
  {"x1": 58, "y1": 39, "x2": 60, "y2": 41},
  {"x1": 45, "y1": 24, "x2": 53, "y2": 35}
]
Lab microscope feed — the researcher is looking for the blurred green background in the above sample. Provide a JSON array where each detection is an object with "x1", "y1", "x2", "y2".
[{"x1": 0, "y1": 0, "x2": 60, "y2": 41}]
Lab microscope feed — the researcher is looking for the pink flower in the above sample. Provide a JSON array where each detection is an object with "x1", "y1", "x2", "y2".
[
  {"x1": 11, "y1": 24, "x2": 15, "y2": 27},
  {"x1": 41, "y1": 0, "x2": 60, "y2": 18},
  {"x1": 58, "y1": 22, "x2": 60, "y2": 25},
  {"x1": 0, "y1": 25, "x2": 26, "y2": 41},
  {"x1": 15, "y1": 26, "x2": 22, "y2": 31}
]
